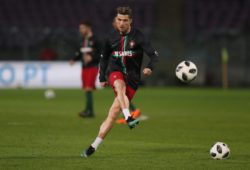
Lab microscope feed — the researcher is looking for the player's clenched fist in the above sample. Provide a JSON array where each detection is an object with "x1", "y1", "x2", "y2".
[{"x1": 143, "y1": 68, "x2": 152, "y2": 76}]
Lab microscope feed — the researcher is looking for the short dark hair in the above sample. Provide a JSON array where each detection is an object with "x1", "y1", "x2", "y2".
[
  {"x1": 79, "y1": 21, "x2": 92, "y2": 28},
  {"x1": 116, "y1": 6, "x2": 132, "y2": 18}
]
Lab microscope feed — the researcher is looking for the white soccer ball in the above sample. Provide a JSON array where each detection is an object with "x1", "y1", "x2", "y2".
[
  {"x1": 175, "y1": 61, "x2": 198, "y2": 83},
  {"x1": 44, "y1": 89, "x2": 55, "y2": 99},
  {"x1": 210, "y1": 142, "x2": 230, "y2": 160}
]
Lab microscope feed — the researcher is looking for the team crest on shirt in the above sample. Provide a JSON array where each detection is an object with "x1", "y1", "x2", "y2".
[{"x1": 129, "y1": 40, "x2": 136, "y2": 49}]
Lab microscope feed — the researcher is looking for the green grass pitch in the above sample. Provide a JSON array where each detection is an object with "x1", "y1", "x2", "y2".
[{"x1": 1, "y1": 88, "x2": 250, "y2": 170}]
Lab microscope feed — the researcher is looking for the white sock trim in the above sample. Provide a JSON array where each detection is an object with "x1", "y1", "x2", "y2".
[
  {"x1": 122, "y1": 108, "x2": 131, "y2": 120},
  {"x1": 91, "y1": 137, "x2": 103, "y2": 149}
]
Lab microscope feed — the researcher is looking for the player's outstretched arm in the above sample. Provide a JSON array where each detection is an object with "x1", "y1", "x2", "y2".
[{"x1": 140, "y1": 32, "x2": 159, "y2": 71}]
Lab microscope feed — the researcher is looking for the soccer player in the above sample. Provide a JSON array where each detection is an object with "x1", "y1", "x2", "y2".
[
  {"x1": 112, "y1": 17, "x2": 142, "y2": 124},
  {"x1": 70, "y1": 21, "x2": 101, "y2": 118},
  {"x1": 82, "y1": 6, "x2": 159, "y2": 157}
]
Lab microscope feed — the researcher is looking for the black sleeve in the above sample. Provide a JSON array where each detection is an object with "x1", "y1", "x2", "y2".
[
  {"x1": 72, "y1": 50, "x2": 81, "y2": 61},
  {"x1": 91, "y1": 38, "x2": 102, "y2": 63},
  {"x1": 99, "y1": 38, "x2": 111, "y2": 82},
  {"x1": 140, "y1": 33, "x2": 159, "y2": 70}
]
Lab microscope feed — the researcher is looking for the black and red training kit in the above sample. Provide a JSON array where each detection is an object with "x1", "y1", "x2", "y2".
[
  {"x1": 73, "y1": 35, "x2": 101, "y2": 68},
  {"x1": 99, "y1": 28, "x2": 159, "y2": 90}
]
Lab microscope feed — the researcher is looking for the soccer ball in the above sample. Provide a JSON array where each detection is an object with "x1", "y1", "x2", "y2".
[
  {"x1": 210, "y1": 142, "x2": 230, "y2": 160},
  {"x1": 44, "y1": 89, "x2": 55, "y2": 99},
  {"x1": 175, "y1": 61, "x2": 198, "y2": 83}
]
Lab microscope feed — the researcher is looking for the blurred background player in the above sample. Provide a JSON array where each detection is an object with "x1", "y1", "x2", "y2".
[
  {"x1": 83, "y1": 6, "x2": 159, "y2": 157},
  {"x1": 70, "y1": 21, "x2": 101, "y2": 118}
]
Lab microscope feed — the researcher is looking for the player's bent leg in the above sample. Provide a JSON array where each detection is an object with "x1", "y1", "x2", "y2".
[
  {"x1": 113, "y1": 80, "x2": 139, "y2": 128},
  {"x1": 82, "y1": 98, "x2": 121, "y2": 157},
  {"x1": 98, "y1": 98, "x2": 120, "y2": 138},
  {"x1": 113, "y1": 79, "x2": 128, "y2": 109},
  {"x1": 114, "y1": 79, "x2": 139, "y2": 129}
]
